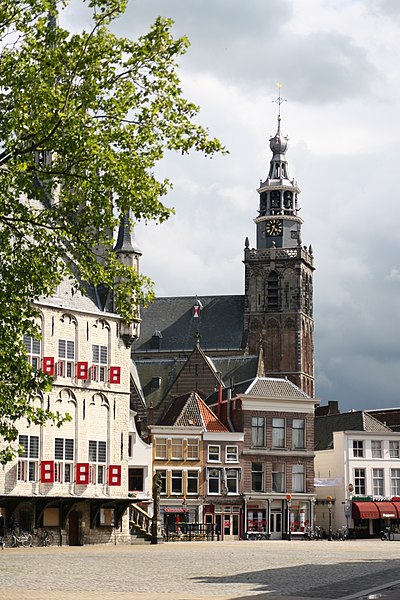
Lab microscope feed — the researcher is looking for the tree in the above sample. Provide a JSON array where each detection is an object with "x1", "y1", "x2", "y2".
[{"x1": 0, "y1": 0, "x2": 225, "y2": 462}]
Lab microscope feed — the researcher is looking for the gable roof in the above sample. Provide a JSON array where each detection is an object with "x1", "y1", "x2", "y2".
[
  {"x1": 206, "y1": 376, "x2": 310, "y2": 405},
  {"x1": 132, "y1": 295, "x2": 245, "y2": 353},
  {"x1": 159, "y1": 391, "x2": 228, "y2": 432},
  {"x1": 315, "y1": 411, "x2": 392, "y2": 450}
]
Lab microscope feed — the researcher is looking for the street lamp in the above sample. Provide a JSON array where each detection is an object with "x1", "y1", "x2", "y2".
[
  {"x1": 286, "y1": 494, "x2": 292, "y2": 541},
  {"x1": 327, "y1": 496, "x2": 333, "y2": 541}
]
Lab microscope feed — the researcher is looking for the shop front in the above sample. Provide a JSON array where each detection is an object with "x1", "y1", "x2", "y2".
[
  {"x1": 352, "y1": 498, "x2": 400, "y2": 537},
  {"x1": 203, "y1": 497, "x2": 243, "y2": 540}
]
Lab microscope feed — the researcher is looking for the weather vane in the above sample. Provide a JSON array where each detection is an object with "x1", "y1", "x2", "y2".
[{"x1": 273, "y1": 82, "x2": 287, "y2": 121}]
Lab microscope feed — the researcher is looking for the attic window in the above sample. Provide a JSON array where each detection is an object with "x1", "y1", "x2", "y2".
[{"x1": 151, "y1": 377, "x2": 161, "y2": 390}]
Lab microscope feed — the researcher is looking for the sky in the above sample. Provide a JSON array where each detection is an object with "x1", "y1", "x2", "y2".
[{"x1": 63, "y1": 0, "x2": 400, "y2": 413}]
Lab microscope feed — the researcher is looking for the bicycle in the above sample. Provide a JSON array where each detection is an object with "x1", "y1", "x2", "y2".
[
  {"x1": 305, "y1": 525, "x2": 323, "y2": 540},
  {"x1": 11, "y1": 526, "x2": 32, "y2": 548},
  {"x1": 335, "y1": 526, "x2": 349, "y2": 541},
  {"x1": 32, "y1": 529, "x2": 54, "y2": 547},
  {"x1": 380, "y1": 526, "x2": 394, "y2": 541}
]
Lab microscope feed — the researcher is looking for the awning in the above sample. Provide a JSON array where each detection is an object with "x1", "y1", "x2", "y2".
[
  {"x1": 352, "y1": 502, "x2": 380, "y2": 519},
  {"x1": 391, "y1": 502, "x2": 400, "y2": 517},
  {"x1": 374, "y1": 502, "x2": 397, "y2": 519}
]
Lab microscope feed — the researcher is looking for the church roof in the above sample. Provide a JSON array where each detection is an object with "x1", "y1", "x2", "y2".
[
  {"x1": 315, "y1": 411, "x2": 392, "y2": 450},
  {"x1": 159, "y1": 391, "x2": 228, "y2": 432},
  {"x1": 132, "y1": 295, "x2": 245, "y2": 353}
]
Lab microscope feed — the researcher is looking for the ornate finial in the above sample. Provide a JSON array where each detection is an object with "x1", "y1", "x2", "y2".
[
  {"x1": 245, "y1": 236, "x2": 249, "y2": 249},
  {"x1": 273, "y1": 82, "x2": 287, "y2": 131}
]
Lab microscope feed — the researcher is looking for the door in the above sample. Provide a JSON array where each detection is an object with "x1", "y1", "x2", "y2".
[
  {"x1": 270, "y1": 511, "x2": 282, "y2": 540},
  {"x1": 223, "y1": 514, "x2": 240, "y2": 540},
  {"x1": 68, "y1": 510, "x2": 80, "y2": 546}
]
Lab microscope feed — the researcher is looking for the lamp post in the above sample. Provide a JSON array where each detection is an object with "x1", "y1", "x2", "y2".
[
  {"x1": 327, "y1": 496, "x2": 333, "y2": 541},
  {"x1": 286, "y1": 494, "x2": 292, "y2": 541}
]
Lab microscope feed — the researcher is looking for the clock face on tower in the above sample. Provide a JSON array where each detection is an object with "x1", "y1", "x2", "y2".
[{"x1": 266, "y1": 220, "x2": 283, "y2": 236}]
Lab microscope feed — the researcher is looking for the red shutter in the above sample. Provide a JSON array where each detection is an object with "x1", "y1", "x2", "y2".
[
  {"x1": 42, "y1": 357, "x2": 55, "y2": 376},
  {"x1": 41, "y1": 460, "x2": 54, "y2": 484},
  {"x1": 76, "y1": 463, "x2": 90, "y2": 485},
  {"x1": 76, "y1": 361, "x2": 89, "y2": 380},
  {"x1": 108, "y1": 465, "x2": 122, "y2": 486},
  {"x1": 109, "y1": 366, "x2": 121, "y2": 384}
]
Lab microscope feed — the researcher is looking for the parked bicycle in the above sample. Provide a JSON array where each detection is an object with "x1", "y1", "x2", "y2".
[
  {"x1": 335, "y1": 526, "x2": 349, "y2": 541},
  {"x1": 32, "y1": 529, "x2": 54, "y2": 547},
  {"x1": 304, "y1": 525, "x2": 323, "y2": 540},
  {"x1": 380, "y1": 526, "x2": 394, "y2": 541},
  {"x1": 11, "y1": 526, "x2": 32, "y2": 548}
]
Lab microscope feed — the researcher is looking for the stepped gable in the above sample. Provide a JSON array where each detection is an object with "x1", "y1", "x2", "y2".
[
  {"x1": 133, "y1": 295, "x2": 245, "y2": 352},
  {"x1": 315, "y1": 411, "x2": 392, "y2": 451},
  {"x1": 159, "y1": 391, "x2": 228, "y2": 432}
]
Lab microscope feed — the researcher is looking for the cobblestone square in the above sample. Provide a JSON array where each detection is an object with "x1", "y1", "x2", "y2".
[{"x1": 1, "y1": 539, "x2": 400, "y2": 600}]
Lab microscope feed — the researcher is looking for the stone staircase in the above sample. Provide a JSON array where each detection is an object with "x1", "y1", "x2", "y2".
[{"x1": 129, "y1": 504, "x2": 152, "y2": 544}]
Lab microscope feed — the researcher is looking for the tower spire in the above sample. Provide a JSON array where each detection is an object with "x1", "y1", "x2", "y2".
[{"x1": 273, "y1": 82, "x2": 287, "y2": 135}]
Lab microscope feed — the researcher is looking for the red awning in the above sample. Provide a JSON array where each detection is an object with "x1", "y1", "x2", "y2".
[
  {"x1": 374, "y1": 502, "x2": 397, "y2": 519},
  {"x1": 391, "y1": 502, "x2": 400, "y2": 517},
  {"x1": 352, "y1": 502, "x2": 380, "y2": 519}
]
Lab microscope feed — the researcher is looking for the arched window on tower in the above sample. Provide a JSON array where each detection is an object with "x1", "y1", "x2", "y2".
[{"x1": 267, "y1": 271, "x2": 279, "y2": 309}]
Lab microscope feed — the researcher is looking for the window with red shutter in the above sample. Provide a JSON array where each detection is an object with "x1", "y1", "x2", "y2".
[
  {"x1": 41, "y1": 460, "x2": 54, "y2": 484},
  {"x1": 109, "y1": 366, "x2": 121, "y2": 384},
  {"x1": 76, "y1": 462, "x2": 90, "y2": 485},
  {"x1": 42, "y1": 357, "x2": 55, "y2": 376},
  {"x1": 76, "y1": 361, "x2": 89, "y2": 380},
  {"x1": 108, "y1": 465, "x2": 121, "y2": 486}
]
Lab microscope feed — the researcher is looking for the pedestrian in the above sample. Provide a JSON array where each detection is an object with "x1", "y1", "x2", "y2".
[{"x1": 0, "y1": 515, "x2": 5, "y2": 549}]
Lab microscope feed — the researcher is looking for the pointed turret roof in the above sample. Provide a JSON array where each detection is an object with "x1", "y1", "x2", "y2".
[{"x1": 114, "y1": 211, "x2": 142, "y2": 255}]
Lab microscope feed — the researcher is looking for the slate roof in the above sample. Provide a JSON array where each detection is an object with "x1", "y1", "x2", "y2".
[
  {"x1": 205, "y1": 376, "x2": 310, "y2": 405},
  {"x1": 159, "y1": 391, "x2": 228, "y2": 432},
  {"x1": 315, "y1": 411, "x2": 392, "y2": 451},
  {"x1": 132, "y1": 295, "x2": 245, "y2": 353}
]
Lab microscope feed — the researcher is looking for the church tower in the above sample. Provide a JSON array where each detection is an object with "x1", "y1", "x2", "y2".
[{"x1": 243, "y1": 99, "x2": 315, "y2": 396}]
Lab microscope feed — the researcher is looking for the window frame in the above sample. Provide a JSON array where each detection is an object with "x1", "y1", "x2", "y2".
[
  {"x1": 88, "y1": 440, "x2": 107, "y2": 485},
  {"x1": 171, "y1": 438, "x2": 183, "y2": 460},
  {"x1": 208, "y1": 445, "x2": 221, "y2": 462},
  {"x1": 186, "y1": 439, "x2": 200, "y2": 460},
  {"x1": 226, "y1": 445, "x2": 239, "y2": 463},
  {"x1": 187, "y1": 470, "x2": 199, "y2": 495},
  {"x1": 171, "y1": 470, "x2": 183, "y2": 494},
  {"x1": 58, "y1": 339, "x2": 75, "y2": 378},
  {"x1": 272, "y1": 418, "x2": 286, "y2": 449},
  {"x1": 372, "y1": 467, "x2": 384, "y2": 496},
  {"x1": 251, "y1": 417, "x2": 265, "y2": 448},
  {"x1": 354, "y1": 467, "x2": 366, "y2": 495},
  {"x1": 292, "y1": 464, "x2": 305, "y2": 493},
  {"x1": 155, "y1": 438, "x2": 168, "y2": 460},
  {"x1": 18, "y1": 434, "x2": 39, "y2": 482},
  {"x1": 390, "y1": 441, "x2": 400, "y2": 458},
  {"x1": 353, "y1": 440, "x2": 364, "y2": 458},
  {"x1": 128, "y1": 467, "x2": 144, "y2": 492},
  {"x1": 292, "y1": 419, "x2": 305, "y2": 450},
  {"x1": 251, "y1": 462, "x2": 264, "y2": 492},
  {"x1": 272, "y1": 463, "x2": 285, "y2": 493},
  {"x1": 208, "y1": 468, "x2": 221, "y2": 495},
  {"x1": 371, "y1": 440, "x2": 382, "y2": 458}
]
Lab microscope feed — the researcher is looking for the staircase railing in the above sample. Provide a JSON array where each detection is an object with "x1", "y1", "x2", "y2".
[{"x1": 129, "y1": 504, "x2": 152, "y2": 539}]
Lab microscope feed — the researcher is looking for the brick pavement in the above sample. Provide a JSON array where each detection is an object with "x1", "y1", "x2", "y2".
[{"x1": 0, "y1": 539, "x2": 400, "y2": 600}]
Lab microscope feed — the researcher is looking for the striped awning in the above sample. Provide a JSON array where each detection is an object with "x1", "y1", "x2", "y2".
[{"x1": 352, "y1": 502, "x2": 380, "y2": 520}]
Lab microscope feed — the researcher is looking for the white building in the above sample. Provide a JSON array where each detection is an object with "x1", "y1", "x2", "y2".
[
  {"x1": 0, "y1": 217, "x2": 152, "y2": 545},
  {"x1": 314, "y1": 407, "x2": 400, "y2": 538}
]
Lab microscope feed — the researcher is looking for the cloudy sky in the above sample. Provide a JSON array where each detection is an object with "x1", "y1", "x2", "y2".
[{"x1": 64, "y1": 0, "x2": 400, "y2": 413}]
